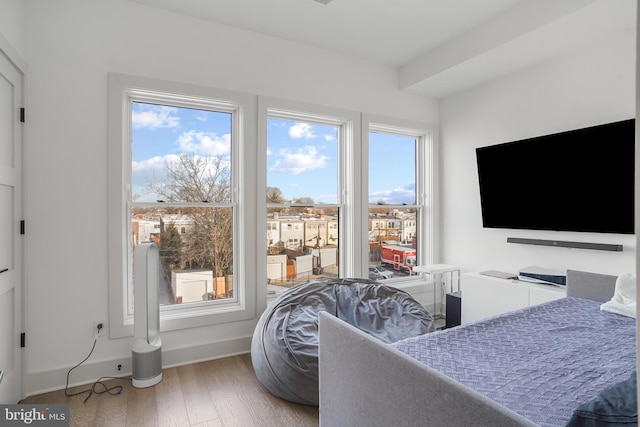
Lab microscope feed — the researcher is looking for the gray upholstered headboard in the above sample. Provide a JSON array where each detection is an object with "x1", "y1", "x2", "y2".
[{"x1": 566, "y1": 270, "x2": 618, "y2": 303}]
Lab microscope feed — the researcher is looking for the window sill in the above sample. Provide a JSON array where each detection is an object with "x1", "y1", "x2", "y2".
[{"x1": 265, "y1": 276, "x2": 431, "y2": 306}]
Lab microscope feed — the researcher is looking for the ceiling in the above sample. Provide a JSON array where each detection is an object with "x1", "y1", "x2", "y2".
[{"x1": 132, "y1": 0, "x2": 636, "y2": 98}]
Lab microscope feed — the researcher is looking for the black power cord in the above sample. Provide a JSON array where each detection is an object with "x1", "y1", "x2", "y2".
[{"x1": 64, "y1": 324, "x2": 130, "y2": 403}]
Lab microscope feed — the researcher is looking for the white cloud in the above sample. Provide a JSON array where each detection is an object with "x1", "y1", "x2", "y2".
[
  {"x1": 369, "y1": 184, "x2": 416, "y2": 205},
  {"x1": 131, "y1": 155, "x2": 176, "y2": 173},
  {"x1": 131, "y1": 154, "x2": 178, "y2": 201},
  {"x1": 177, "y1": 130, "x2": 230, "y2": 156},
  {"x1": 132, "y1": 154, "x2": 180, "y2": 184},
  {"x1": 289, "y1": 123, "x2": 316, "y2": 139},
  {"x1": 270, "y1": 146, "x2": 328, "y2": 175},
  {"x1": 324, "y1": 134, "x2": 335, "y2": 141},
  {"x1": 132, "y1": 105, "x2": 180, "y2": 129}
]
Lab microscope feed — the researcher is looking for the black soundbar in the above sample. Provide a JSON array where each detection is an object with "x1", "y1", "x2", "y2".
[{"x1": 506, "y1": 237, "x2": 623, "y2": 252}]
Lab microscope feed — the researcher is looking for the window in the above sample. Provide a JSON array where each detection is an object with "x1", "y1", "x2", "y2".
[
  {"x1": 258, "y1": 99, "x2": 433, "y2": 306},
  {"x1": 131, "y1": 100, "x2": 235, "y2": 305},
  {"x1": 258, "y1": 98, "x2": 360, "y2": 304},
  {"x1": 265, "y1": 113, "x2": 342, "y2": 291},
  {"x1": 108, "y1": 74, "x2": 257, "y2": 337},
  {"x1": 110, "y1": 80, "x2": 434, "y2": 334},
  {"x1": 365, "y1": 118, "x2": 433, "y2": 281}
]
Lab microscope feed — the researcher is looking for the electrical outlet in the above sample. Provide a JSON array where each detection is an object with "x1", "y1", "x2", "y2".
[
  {"x1": 116, "y1": 361, "x2": 129, "y2": 375},
  {"x1": 94, "y1": 320, "x2": 106, "y2": 338}
]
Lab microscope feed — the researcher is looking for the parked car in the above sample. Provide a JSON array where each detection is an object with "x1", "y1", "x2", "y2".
[
  {"x1": 369, "y1": 270, "x2": 383, "y2": 280},
  {"x1": 369, "y1": 265, "x2": 394, "y2": 279}
]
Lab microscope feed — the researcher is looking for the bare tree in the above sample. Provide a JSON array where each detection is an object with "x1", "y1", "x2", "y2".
[
  {"x1": 156, "y1": 154, "x2": 231, "y2": 203},
  {"x1": 148, "y1": 153, "x2": 233, "y2": 279}
]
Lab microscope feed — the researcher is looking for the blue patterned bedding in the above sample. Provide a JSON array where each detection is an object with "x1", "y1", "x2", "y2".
[{"x1": 390, "y1": 297, "x2": 637, "y2": 427}]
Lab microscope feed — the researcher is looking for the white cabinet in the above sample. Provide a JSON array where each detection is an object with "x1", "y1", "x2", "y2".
[{"x1": 461, "y1": 272, "x2": 565, "y2": 324}]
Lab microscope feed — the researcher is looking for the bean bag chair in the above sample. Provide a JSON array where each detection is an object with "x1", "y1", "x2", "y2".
[{"x1": 251, "y1": 278, "x2": 434, "y2": 406}]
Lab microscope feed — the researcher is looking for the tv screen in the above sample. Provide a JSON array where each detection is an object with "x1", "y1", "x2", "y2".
[{"x1": 476, "y1": 119, "x2": 635, "y2": 234}]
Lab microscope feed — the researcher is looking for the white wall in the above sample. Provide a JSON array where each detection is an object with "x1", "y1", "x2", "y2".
[
  {"x1": 22, "y1": 0, "x2": 437, "y2": 394},
  {"x1": 440, "y1": 28, "x2": 636, "y2": 276},
  {"x1": 21, "y1": 0, "x2": 636, "y2": 396},
  {"x1": 0, "y1": 0, "x2": 25, "y2": 58}
]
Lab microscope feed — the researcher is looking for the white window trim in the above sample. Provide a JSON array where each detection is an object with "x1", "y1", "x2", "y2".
[
  {"x1": 362, "y1": 113, "x2": 437, "y2": 280},
  {"x1": 107, "y1": 73, "x2": 257, "y2": 338},
  {"x1": 257, "y1": 96, "x2": 361, "y2": 313},
  {"x1": 257, "y1": 100, "x2": 438, "y2": 310},
  {"x1": 107, "y1": 78, "x2": 437, "y2": 333}
]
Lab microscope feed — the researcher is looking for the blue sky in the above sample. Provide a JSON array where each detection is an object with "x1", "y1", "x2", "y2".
[
  {"x1": 131, "y1": 102, "x2": 416, "y2": 204},
  {"x1": 368, "y1": 132, "x2": 416, "y2": 205},
  {"x1": 131, "y1": 102, "x2": 231, "y2": 201},
  {"x1": 267, "y1": 119, "x2": 339, "y2": 203}
]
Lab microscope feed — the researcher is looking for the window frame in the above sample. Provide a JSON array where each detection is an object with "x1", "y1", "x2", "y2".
[
  {"x1": 108, "y1": 73, "x2": 257, "y2": 338},
  {"x1": 257, "y1": 97, "x2": 361, "y2": 313},
  {"x1": 257, "y1": 99, "x2": 436, "y2": 312},
  {"x1": 108, "y1": 79, "x2": 436, "y2": 336},
  {"x1": 362, "y1": 114, "x2": 436, "y2": 280}
]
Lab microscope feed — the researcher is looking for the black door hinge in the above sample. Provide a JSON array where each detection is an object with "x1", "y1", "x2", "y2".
[
  {"x1": 20, "y1": 108, "x2": 25, "y2": 123},
  {"x1": 20, "y1": 220, "x2": 25, "y2": 235},
  {"x1": 20, "y1": 333, "x2": 25, "y2": 348}
]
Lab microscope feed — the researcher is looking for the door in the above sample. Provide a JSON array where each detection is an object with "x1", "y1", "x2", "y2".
[{"x1": 0, "y1": 47, "x2": 24, "y2": 404}]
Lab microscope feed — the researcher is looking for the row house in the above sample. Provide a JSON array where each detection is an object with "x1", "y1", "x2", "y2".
[
  {"x1": 368, "y1": 210, "x2": 416, "y2": 244},
  {"x1": 267, "y1": 214, "x2": 339, "y2": 250}
]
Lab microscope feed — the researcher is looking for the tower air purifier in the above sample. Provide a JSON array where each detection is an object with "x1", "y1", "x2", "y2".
[{"x1": 132, "y1": 242, "x2": 163, "y2": 388}]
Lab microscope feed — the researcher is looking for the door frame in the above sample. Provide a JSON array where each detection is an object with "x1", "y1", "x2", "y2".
[{"x1": 0, "y1": 33, "x2": 25, "y2": 403}]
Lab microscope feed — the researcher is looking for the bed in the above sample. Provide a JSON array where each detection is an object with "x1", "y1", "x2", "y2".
[{"x1": 318, "y1": 270, "x2": 637, "y2": 427}]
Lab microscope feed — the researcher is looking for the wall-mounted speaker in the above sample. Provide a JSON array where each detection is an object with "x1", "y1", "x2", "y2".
[{"x1": 507, "y1": 237, "x2": 622, "y2": 252}]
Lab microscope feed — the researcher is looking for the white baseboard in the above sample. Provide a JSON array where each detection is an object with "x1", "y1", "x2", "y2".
[
  {"x1": 23, "y1": 283, "x2": 433, "y2": 398},
  {"x1": 23, "y1": 335, "x2": 252, "y2": 398}
]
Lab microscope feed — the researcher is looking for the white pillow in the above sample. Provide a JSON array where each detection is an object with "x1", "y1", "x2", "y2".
[{"x1": 600, "y1": 273, "x2": 637, "y2": 318}]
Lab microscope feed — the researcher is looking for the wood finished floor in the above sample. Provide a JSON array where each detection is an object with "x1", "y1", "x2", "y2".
[{"x1": 20, "y1": 354, "x2": 319, "y2": 427}]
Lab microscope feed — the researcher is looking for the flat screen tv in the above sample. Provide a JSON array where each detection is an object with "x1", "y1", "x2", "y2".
[{"x1": 476, "y1": 119, "x2": 635, "y2": 235}]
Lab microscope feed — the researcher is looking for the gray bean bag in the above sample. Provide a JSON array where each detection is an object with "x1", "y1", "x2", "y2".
[{"x1": 251, "y1": 278, "x2": 434, "y2": 406}]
